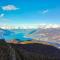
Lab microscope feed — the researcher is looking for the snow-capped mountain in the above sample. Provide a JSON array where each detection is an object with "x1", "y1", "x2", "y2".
[
  {"x1": 0, "y1": 24, "x2": 60, "y2": 29},
  {"x1": 38, "y1": 24, "x2": 60, "y2": 29}
]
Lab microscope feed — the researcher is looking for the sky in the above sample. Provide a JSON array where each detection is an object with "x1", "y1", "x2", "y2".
[{"x1": 0, "y1": 0, "x2": 60, "y2": 26}]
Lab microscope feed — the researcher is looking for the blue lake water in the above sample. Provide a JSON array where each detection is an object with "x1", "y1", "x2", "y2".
[
  {"x1": 0, "y1": 29, "x2": 32, "y2": 41},
  {"x1": 3, "y1": 33, "x2": 32, "y2": 41}
]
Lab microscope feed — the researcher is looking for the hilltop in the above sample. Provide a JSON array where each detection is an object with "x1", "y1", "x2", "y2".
[{"x1": 0, "y1": 39, "x2": 60, "y2": 60}]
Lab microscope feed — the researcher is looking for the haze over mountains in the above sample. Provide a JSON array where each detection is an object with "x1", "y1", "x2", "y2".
[{"x1": 0, "y1": 24, "x2": 60, "y2": 29}]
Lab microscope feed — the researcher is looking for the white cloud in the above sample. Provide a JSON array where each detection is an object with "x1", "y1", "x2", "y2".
[
  {"x1": 2, "y1": 5, "x2": 19, "y2": 11},
  {"x1": 0, "y1": 13, "x2": 4, "y2": 17},
  {"x1": 42, "y1": 9, "x2": 48, "y2": 14}
]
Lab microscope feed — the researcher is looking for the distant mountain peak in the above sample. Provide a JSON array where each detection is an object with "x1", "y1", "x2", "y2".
[{"x1": 0, "y1": 24, "x2": 60, "y2": 29}]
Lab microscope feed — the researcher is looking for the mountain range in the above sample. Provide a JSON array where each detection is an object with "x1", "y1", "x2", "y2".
[
  {"x1": 0, "y1": 25, "x2": 60, "y2": 48},
  {"x1": 1, "y1": 24, "x2": 60, "y2": 29}
]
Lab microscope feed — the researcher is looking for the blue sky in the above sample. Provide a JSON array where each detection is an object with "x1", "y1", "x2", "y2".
[{"x1": 0, "y1": 0, "x2": 60, "y2": 25}]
